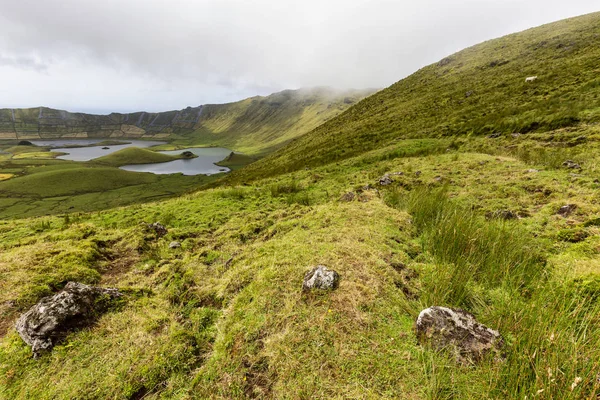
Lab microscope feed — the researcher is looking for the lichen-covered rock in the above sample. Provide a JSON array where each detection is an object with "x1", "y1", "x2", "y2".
[
  {"x1": 144, "y1": 222, "x2": 168, "y2": 237},
  {"x1": 340, "y1": 192, "x2": 356, "y2": 202},
  {"x1": 15, "y1": 282, "x2": 122, "y2": 357},
  {"x1": 302, "y1": 265, "x2": 340, "y2": 291},
  {"x1": 563, "y1": 160, "x2": 582, "y2": 170},
  {"x1": 379, "y1": 174, "x2": 393, "y2": 186},
  {"x1": 169, "y1": 241, "x2": 182, "y2": 249},
  {"x1": 416, "y1": 306, "x2": 504, "y2": 364},
  {"x1": 557, "y1": 204, "x2": 577, "y2": 217}
]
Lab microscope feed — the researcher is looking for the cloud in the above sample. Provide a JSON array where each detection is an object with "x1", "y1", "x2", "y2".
[{"x1": 0, "y1": 0, "x2": 597, "y2": 112}]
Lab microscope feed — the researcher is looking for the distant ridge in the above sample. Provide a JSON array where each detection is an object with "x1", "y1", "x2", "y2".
[{"x1": 0, "y1": 87, "x2": 377, "y2": 155}]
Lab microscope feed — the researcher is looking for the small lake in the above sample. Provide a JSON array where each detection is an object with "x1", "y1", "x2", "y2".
[
  {"x1": 29, "y1": 139, "x2": 232, "y2": 176},
  {"x1": 31, "y1": 139, "x2": 166, "y2": 162},
  {"x1": 120, "y1": 147, "x2": 232, "y2": 176}
]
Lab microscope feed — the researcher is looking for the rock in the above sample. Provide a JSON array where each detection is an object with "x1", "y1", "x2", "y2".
[
  {"x1": 557, "y1": 204, "x2": 577, "y2": 217},
  {"x1": 433, "y1": 176, "x2": 443, "y2": 182},
  {"x1": 169, "y1": 241, "x2": 181, "y2": 249},
  {"x1": 144, "y1": 222, "x2": 168, "y2": 237},
  {"x1": 18, "y1": 140, "x2": 33, "y2": 146},
  {"x1": 465, "y1": 91, "x2": 473, "y2": 98},
  {"x1": 525, "y1": 169, "x2": 539, "y2": 174},
  {"x1": 562, "y1": 160, "x2": 581, "y2": 170},
  {"x1": 340, "y1": 192, "x2": 355, "y2": 202},
  {"x1": 219, "y1": 168, "x2": 227, "y2": 171},
  {"x1": 416, "y1": 306, "x2": 504, "y2": 364},
  {"x1": 101, "y1": 147, "x2": 110, "y2": 150},
  {"x1": 16, "y1": 282, "x2": 122, "y2": 357},
  {"x1": 415, "y1": 171, "x2": 422, "y2": 177},
  {"x1": 181, "y1": 151, "x2": 194, "y2": 158},
  {"x1": 511, "y1": 133, "x2": 521, "y2": 138},
  {"x1": 490, "y1": 210, "x2": 518, "y2": 220},
  {"x1": 302, "y1": 265, "x2": 340, "y2": 291},
  {"x1": 487, "y1": 133, "x2": 502, "y2": 139},
  {"x1": 379, "y1": 174, "x2": 393, "y2": 186},
  {"x1": 438, "y1": 57, "x2": 453, "y2": 67}
]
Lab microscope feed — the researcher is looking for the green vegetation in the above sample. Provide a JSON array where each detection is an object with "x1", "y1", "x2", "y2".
[
  {"x1": 93, "y1": 147, "x2": 194, "y2": 167},
  {"x1": 231, "y1": 12, "x2": 600, "y2": 182},
  {"x1": 215, "y1": 152, "x2": 256, "y2": 170},
  {"x1": 1, "y1": 12, "x2": 600, "y2": 400}
]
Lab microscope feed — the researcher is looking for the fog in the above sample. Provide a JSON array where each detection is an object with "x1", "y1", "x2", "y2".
[{"x1": 0, "y1": 0, "x2": 597, "y2": 113}]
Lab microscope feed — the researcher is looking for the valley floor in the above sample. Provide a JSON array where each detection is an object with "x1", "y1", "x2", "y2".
[{"x1": 1, "y1": 132, "x2": 599, "y2": 398}]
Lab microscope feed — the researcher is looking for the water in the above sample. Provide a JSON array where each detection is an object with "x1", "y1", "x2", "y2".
[
  {"x1": 31, "y1": 139, "x2": 166, "y2": 162},
  {"x1": 120, "y1": 147, "x2": 232, "y2": 176},
  {"x1": 28, "y1": 139, "x2": 232, "y2": 176}
]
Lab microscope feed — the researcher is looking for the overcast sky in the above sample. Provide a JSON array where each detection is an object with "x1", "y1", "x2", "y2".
[{"x1": 0, "y1": 0, "x2": 597, "y2": 114}]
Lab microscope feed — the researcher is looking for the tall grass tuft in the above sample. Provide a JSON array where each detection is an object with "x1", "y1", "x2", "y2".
[{"x1": 387, "y1": 186, "x2": 545, "y2": 306}]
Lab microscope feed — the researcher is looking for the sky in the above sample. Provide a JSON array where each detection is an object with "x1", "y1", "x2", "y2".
[{"x1": 0, "y1": 0, "x2": 598, "y2": 114}]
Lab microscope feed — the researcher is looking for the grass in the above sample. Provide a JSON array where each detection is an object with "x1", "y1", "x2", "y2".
[
  {"x1": 229, "y1": 12, "x2": 600, "y2": 182},
  {"x1": 1, "y1": 11, "x2": 600, "y2": 400},
  {"x1": 215, "y1": 152, "x2": 256, "y2": 170},
  {"x1": 92, "y1": 147, "x2": 194, "y2": 167}
]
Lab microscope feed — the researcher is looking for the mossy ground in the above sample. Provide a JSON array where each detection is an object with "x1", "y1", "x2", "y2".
[
  {"x1": 2, "y1": 12, "x2": 600, "y2": 400},
  {"x1": 1, "y1": 132, "x2": 598, "y2": 399}
]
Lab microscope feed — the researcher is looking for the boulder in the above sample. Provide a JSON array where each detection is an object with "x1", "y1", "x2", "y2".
[
  {"x1": 416, "y1": 306, "x2": 504, "y2": 364},
  {"x1": 144, "y1": 222, "x2": 168, "y2": 237},
  {"x1": 18, "y1": 140, "x2": 33, "y2": 146},
  {"x1": 16, "y1": 282, "x2": 122, "y2": 357},
  {"x1": 557, "y1": 204, "x2": 577, "y2": 217},
  {"x1": 302, "y1": 265, "x2": 340, "y2": 291},
  {"x1": 169, "y1": 241, "x2": 181, "y2": 249},
  {"x1": 102, "y1": 147, "x2": 110, "y2": 150},
  {"x1": 181, "y1": 151, "x2": 194, "y2": 158}
]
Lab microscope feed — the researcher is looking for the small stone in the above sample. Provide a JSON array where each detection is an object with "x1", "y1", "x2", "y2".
[
  {"x1": 16, "y1": 282, "x2": 122, "y2": 357},
  {"x1": 416, "y1": 306, "x2": 504, "y2": 364},
  {"x1": 302, "y1": 265, "x2": 340, "y2": 291},
  {"x1": 379, "y1": 174, "x2": 393, "y2": 186},
  {"x1": 525, "y1": 169, "x2": 539, "y2": 174},
  {"x1": 144, "y1": 222, "x2": 168, "y2": 237},
  {"x1": 433, "y1": 176, "x2": 443, "y2": 182},
  {"x1": 415, "y1": 171, "x2": 422, "y2": 177},
  {"x1": 340, "y1": 192, "x2": 355, "y2": 202},
  {"x1": 169, "y1": 241, "x2": 181, "y2": 249},
  {"x1": 562, "y1": 160, "x2": 581, "y2": 170},
  {"x1": 487, "y1": 133, "x2": 502, "y2": 139},
  {"x1": 557, "y1": 204, "x2": 577, "y2": 217}
]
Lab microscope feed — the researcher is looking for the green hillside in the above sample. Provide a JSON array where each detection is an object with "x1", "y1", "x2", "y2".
[
  {"x1": 233, "y1": 12, "x2": 600, "y2": 181},
  {"x1": 174, "y1": 87, "x2": 376, "y2": 155},
  {"x1": 0, "y1": 88, "x2": 375, "y2": 156},
  {"x1": 1, "y1": 12, "x2": 600, "y2": 400}
]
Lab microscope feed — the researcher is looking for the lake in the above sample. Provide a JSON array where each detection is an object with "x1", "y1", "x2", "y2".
[
  {"x1": 120, "y1": 147, "x2": 232, "y2": 176},
  {"x1": 31, "y1": 139, "x2": 166, "y2": 161},
  {"x1": 30, "y1": 139, "x2": 232, "y2": 176}
]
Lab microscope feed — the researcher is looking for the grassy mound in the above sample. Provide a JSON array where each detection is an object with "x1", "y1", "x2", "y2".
[
  {"x1": 92, "y1": 147, "x2": 189, "y2": 167},
  {"x1": 0, "y1": 168, "x2": 156, "y2": 197},
  {"x1": 215, "y1": 152, "x2": 256, "y2": 170}
]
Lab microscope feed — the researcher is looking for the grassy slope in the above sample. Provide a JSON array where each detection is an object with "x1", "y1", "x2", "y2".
[
  {"x1": 171, "y1": 87, "x2": 377, "y2": 155},
  {"x1": 232, "y1": 12, "x2": 600, "y2": 182},
  {"x1": 1, "y1": 13, "x2": 600, "y2": 400},
  {"x1": 0, "y1": 136, "x2": 599, "y2": 398}
]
